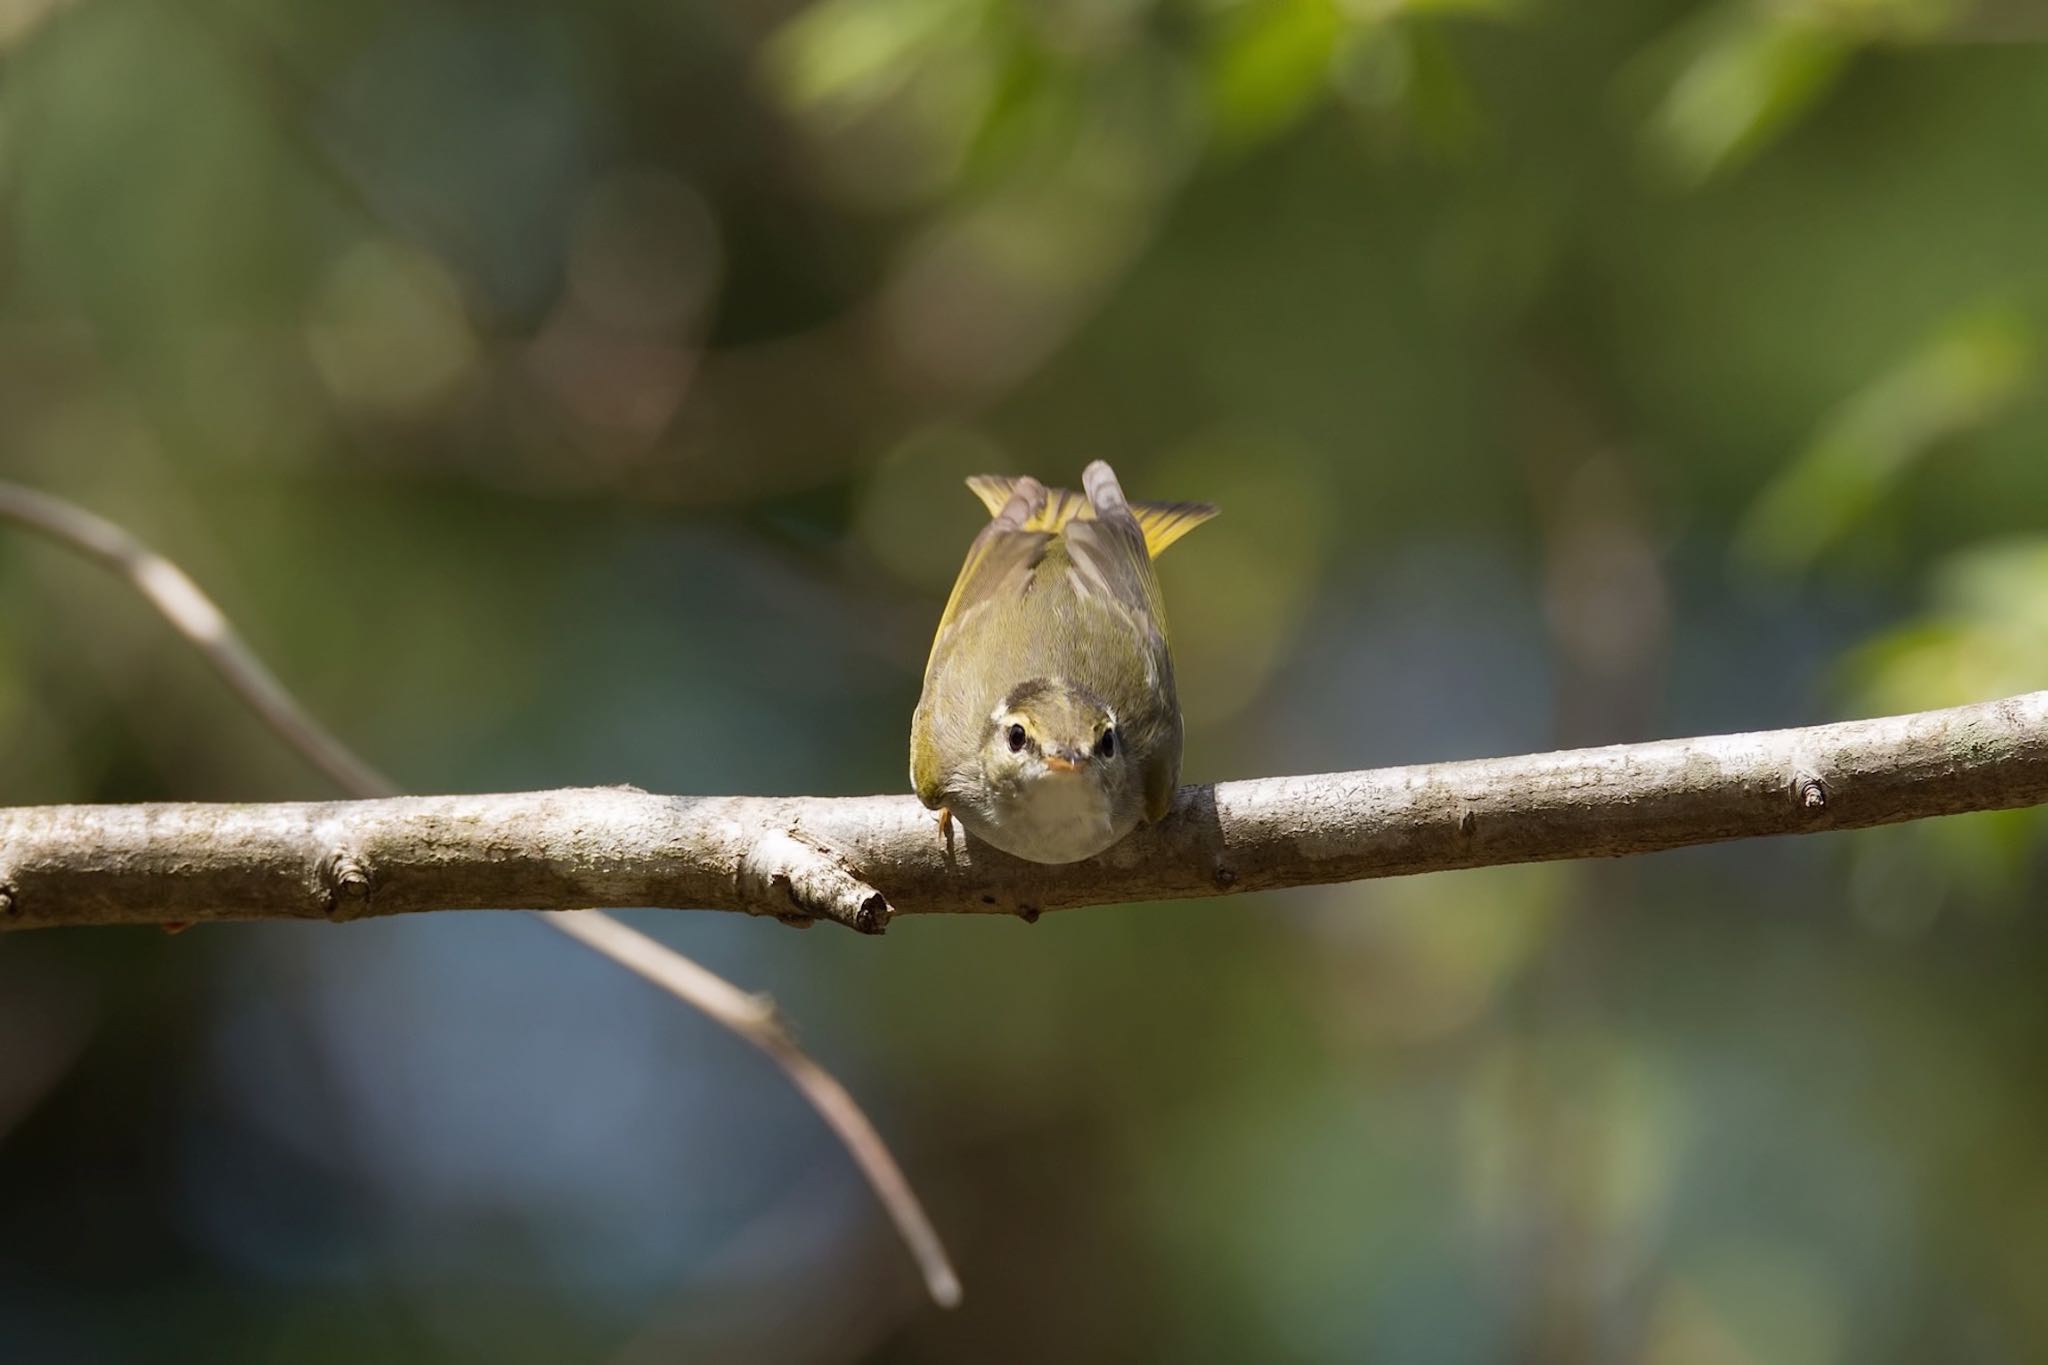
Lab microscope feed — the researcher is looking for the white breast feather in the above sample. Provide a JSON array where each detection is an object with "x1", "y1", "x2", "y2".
[{"x1": 968, "y1": 771, "x2": 1127, "y2": 864}]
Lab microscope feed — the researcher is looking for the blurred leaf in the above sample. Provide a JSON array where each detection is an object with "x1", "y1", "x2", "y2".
[
  {"x1": 1632, "y1": 0, "x2": 1971, "y2": 186},
  {"x1": 1847, "y1": 538, "x2": 2048, "y2": 710},
  {"x1": 1401, "y1": 23, "x2": 1484, "y2": 158},
  {"x1": 1735, "y1": 305, "x2": 2037, "y2": 574},
  {"x1": 958, "y1": 34, "x2": 1060, "y2": 172},
  {"x1": 761, "y1": 0, "x2": 1006, "y2": 207},
  {"x1": 1207, "y1": 0, "x2": 1346, "y2": 146},
  {"x1": 765, "y1": 0, "x2": 987, "y2": 112},
  {"x1": 1633, "y1": 4, "x2": 1852, "y2": 187},
  {"x1": 1331, "y1": 21, "x2": 1486, "y2": 160},
  {"x1": 1385, "y1": 0, "x2": 1517, "y2": 13}
]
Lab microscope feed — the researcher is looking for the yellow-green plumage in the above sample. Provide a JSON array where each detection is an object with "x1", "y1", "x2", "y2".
[{"x1": 910, "y1": 460, "x2": 1215, "y2": 864}]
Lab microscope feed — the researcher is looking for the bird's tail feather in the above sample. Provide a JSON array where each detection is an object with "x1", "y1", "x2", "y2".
[{"x1": 965, "y1": 465, "x2": 1217, "y2": 558}]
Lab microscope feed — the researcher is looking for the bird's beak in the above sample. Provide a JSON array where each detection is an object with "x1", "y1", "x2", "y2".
[{"x1": 1042, "y1": 751, "x2": 1086, "y2": 774}]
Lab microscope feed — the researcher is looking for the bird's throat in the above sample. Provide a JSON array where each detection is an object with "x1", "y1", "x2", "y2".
[{"x1": 973, "y1": 770, "x2": 1124, "y2": 864}]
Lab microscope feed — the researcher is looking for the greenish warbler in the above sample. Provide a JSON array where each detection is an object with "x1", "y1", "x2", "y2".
[{"x1": 909, "y1": 460, "x2": 1217, "y2": 863}]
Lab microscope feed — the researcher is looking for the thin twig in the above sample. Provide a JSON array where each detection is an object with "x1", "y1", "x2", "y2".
[
  {"x1": 0, "y1": 484, "x2": 399, "y2": 799},
  {"x1": 0, "y1": 480, "x2": 961, "y2": 1309},
  {"x1": 544, "y1": 911, "x2": 959, "y2": 1309}
]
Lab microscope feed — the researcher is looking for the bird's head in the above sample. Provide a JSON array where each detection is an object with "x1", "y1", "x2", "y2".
[{"x1": 982, "y1": 676, "x2": 1123, "y2": 794}]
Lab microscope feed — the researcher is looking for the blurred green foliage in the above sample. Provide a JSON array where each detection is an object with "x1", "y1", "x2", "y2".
[
  {"x1": 2, "y1": 0, "x2": 2047, "y2": 1360},
  {"x1": 1738, "y1": 304, "x2": 2036, "y2": 573}
]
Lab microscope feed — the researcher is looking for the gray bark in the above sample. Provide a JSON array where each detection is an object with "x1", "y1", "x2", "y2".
[{"x1": 6, "y1": 690, "x2": 2044, "y2": 934}]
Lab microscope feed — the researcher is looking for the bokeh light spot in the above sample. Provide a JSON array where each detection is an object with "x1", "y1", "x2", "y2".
[{"x1": 306, "y1": 239, "x2": 477, "y2": 416}]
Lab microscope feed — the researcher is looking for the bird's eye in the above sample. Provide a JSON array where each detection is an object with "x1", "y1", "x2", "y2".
[
  {"x1": 1007, "y1": 723, "x2": 1028, "y2": 752},
  {"x1": 1096, "y1": 728, "x2": 1116, "y2": 758}
]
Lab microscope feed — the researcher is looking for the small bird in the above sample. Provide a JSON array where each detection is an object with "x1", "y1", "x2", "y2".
[{"x1": 910, "y1": 460, "x2": 1216, "y2": 863}]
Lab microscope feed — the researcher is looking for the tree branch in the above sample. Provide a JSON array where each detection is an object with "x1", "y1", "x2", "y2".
[{"x1": 4, "y1": 690, "x2": 2045, "y2": 928}]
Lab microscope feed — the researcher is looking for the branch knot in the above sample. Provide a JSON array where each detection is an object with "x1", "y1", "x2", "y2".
[
  {"x1": 738, "y1": 830, "x2": 892, "y2": 935},
  {"x1": 320, "y1": 849, "x2": 375, "y2": 919}
]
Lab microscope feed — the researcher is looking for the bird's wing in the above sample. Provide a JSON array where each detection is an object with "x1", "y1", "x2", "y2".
[
  {"x1": 1061, "y1": 509, "x2": 1166, "y2": 649},
  {"x1": 1064, "y1": 464, "x2": 1182, "y2": 822},
  {"x1": 923, "y1": 479, "x2": 1052, "y2": 676},
  {"x1": 913, "y1": 483, "x2": 1053, "y2": 807}
]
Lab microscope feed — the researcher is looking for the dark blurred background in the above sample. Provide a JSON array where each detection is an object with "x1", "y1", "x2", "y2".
[{"x1": 3, "y1": 0, "x2": 2048, "y2": 1359}]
